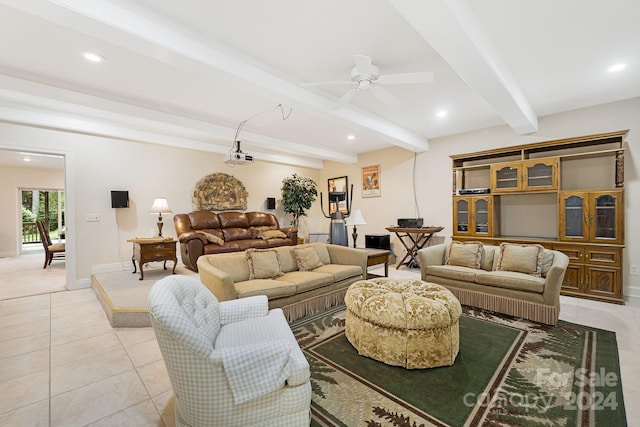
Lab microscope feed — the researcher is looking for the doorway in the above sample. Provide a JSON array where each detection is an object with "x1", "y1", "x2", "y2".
[{"x1": 21, "y1": 188, "x2": 65, "y2": 253}]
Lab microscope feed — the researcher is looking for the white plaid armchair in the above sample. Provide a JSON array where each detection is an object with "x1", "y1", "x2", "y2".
[{"x1": 148, "y1": 275, "x2": 311, "y2": 427}]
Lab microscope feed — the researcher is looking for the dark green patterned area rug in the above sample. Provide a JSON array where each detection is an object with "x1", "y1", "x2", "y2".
[{"x1": 291, "y1": 305, "x2": 626, "y2": 427}]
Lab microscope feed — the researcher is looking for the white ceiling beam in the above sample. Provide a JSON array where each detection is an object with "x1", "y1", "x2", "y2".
[
  {"x1": 29, "y1": 0, "x2": 428, "y2": 152},
  {"x1": 0, "y1": 73, "x2": 355, "y2": 165},
  {"x1": 388, "y1": 0, "x2": 538, "y2": 134}
]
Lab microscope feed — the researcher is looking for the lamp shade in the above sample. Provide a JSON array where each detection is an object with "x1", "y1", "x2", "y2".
[
  {"x1": 346, "y1": 209, "x2": 367, "y2": 226},
  {"x1": 149, "y1": 198, "x2": 173, "y2": 214}
]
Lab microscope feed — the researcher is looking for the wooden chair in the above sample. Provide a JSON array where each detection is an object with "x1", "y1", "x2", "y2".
[{"x1": 36, "y1": 220, "x2": 65, "y2": 268}]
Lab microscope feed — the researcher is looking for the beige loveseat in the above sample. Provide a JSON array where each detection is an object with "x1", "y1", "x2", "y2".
[
  {"x1": 418, "y1": 242, "x2": 569, "y2": 325},
  {"x1": 197, "y1": 242, "x2": 368, "y2": 321}
]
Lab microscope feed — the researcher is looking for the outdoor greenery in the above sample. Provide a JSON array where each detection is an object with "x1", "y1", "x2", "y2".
[
  {"x1": 21, "y1": 190, "x2": 65, "y2": 242},
  {"x1": 22, "y1": 206, "x2": 36, "y2": 223},
  {"x1": 281, "y1": 174, "x2": 318, "y2": 229}
]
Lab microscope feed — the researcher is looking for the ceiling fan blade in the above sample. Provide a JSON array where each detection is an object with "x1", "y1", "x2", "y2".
[
  {"x1": 302, "y1": 80, "x2": 354, "y2": 87},
  {"x1": 377, "y1": 71, "x2": 435, "y2": 85},
  {"x1": 353, "y1": 54, "x2": 375, "y2": 76},
  {"x1": 370, "y1": 86, "x2": 404, "y2": 110},
  {"x1": 332, "y1": 89, "x2": 358, "y2": 110}
]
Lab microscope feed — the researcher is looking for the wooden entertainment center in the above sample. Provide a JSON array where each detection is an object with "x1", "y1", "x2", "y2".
[{"x1": 450, "y1": 130, "x2": 627, "y2": 304}]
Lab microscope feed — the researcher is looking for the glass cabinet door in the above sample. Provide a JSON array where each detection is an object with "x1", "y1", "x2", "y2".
[
  {"x1": 493, "y1": 165, "x2": 520, "y2": 190},
  {"x1": 526, "y1": 162, "x2": 553, "y2": 188},
  {"x1": 590, "y1": 191, "x2": 622, "y2": 243},
  {"x1": 474, "y1": 198, "x2": 490, "y2": 235},
  {"x1": 593, "y1": 195, "x2": 616, "y2": 239},
  {"x1": 560, "y1": 190, "x2": 622, "y2": 244},
  {"x1": 563, "y1": 194, "x2": 586, "y2": 239},
  {"x1": 454, "y1": 198, "x2": 470, "y2": 234}
]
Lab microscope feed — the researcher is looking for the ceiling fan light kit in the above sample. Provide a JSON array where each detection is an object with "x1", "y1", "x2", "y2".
[{"x1": 305, "y1": 54, "x2": 435, "y2": 109}]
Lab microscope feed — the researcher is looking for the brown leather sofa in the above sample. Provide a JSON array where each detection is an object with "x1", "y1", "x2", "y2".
[{"x1": 174, "y1": 211, "x2": 297, "y2": 271}]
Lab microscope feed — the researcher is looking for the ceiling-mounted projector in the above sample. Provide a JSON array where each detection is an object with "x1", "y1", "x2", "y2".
[
  {"x1": 226, "y1": 151, "x2": 254, "y2": 165},
  {"x1": 225, "y1": 140, "x2": 254, "y2": 165}
]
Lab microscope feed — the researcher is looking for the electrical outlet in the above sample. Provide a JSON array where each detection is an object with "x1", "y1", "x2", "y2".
[
  {"x1": 85, "y1": 213, "x2": 100, "y2": 222},
  {"x1": 630, "y1": 265, "x2": 640, "y2": 276}
]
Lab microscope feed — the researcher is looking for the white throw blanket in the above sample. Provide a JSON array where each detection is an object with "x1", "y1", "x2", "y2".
[{"x1": 220, "y1": 339, "x2": 292, "y2": 404}]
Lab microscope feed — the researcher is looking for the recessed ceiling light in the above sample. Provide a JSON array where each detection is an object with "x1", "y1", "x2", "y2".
[
  {"x1": 436, "y1": 110, "x2": 448, "y2": 118},
  {"x1": 83, "y1": 51, "x2": 105, "y2": 63},
  {"x1": 22, "y1": 157, "x2": 32, "y2": 162},
  {"x1": 347, "y1": 135, "x2": 355, "y2": 140},
  {"x1": 608, "y1": 63, "x2": 626, "y2": 72}
]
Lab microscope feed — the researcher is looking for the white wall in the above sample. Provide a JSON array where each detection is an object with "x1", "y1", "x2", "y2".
[{"x1": 0, "y1": 123, "x2": 320, "y2": 288}]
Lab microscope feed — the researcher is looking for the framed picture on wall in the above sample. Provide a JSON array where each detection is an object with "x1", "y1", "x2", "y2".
[
  {"x1": 362, "y1": 165, "x2": 381, "y2": 198},
  {"x1": 327, "y1": 176, "x2": 349, "y2": 214}
]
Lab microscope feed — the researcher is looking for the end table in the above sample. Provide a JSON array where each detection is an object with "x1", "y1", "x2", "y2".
[{"x1": 127, "y1": 237, "x2": 177, "y2": 280}]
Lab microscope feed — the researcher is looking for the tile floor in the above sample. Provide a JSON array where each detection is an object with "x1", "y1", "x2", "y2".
[{"x1": 0, "y1": 254, "x2": 638, "y2": 426}]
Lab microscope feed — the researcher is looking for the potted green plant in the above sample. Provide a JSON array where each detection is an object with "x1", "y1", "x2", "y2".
[{"x1": 281, "y1": 174, "x2": 318, "y2": 229}]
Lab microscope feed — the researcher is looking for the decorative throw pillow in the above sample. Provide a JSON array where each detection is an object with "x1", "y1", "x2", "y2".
[
  {"x1": 445, "y1": 241, "x2": 483, "y2": 269},
  {"x1": 246, "y1": 248, "x2": 282, "y2": 280},
  {"x1": 197, "y1": 231, "x2": 224, "y2": 246},
  {"x1": 540, "y1": 250, "x2": 554, "y2": 278},
  {"x1": 259, "y1": 229, "x2": 287, "y2": 240},
  {"x1": 495, "y1": 243, "x2": 544, "y2": 277},
  {"x1": 292, "y1": 246, "x2": 324, "y2": 271}
]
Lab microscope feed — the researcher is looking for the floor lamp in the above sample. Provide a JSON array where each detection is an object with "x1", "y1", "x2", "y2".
[{"x1": 346, "y1": 209, "x2": 367, "y2": 248}]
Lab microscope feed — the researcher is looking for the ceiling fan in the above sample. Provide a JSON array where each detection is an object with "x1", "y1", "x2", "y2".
[{"x1": 303, "y1": 54, "x2": 434, "y2": 109}]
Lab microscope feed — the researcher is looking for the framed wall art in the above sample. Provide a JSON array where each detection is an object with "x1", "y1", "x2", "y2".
[
  {"x1": 327, "y1": 176, "x2": 349, "y2": 214},
  {"x1": 362, "y1": 164, "x2": 381, "y2": 198}
]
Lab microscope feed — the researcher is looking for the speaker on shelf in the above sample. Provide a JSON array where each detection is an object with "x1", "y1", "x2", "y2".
[
  {"x1": 266, "y1": 197, "x2": 276, "y2": 210},
  {"x1": 111, "y1": 190, "x2": 129, "y2": 208},
  {"x1": 365, "y1": 234, "x2": 390, "y2": 250}
]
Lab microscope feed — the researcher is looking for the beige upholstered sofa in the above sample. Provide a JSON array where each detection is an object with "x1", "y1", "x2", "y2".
[
  {"x1": 197, "y1": 242, "x2": 368, "y2": 321},
  {"x1": 418, "y1": 242, "x2": 569, "y2": 325}
]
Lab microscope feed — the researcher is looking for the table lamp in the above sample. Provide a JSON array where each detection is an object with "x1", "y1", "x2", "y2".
[
  {"x1": 149, "y1": 198, "x2": 173, "y2": 237},
  {"x1": 346, "y1": 209, "x2": 367, "y2": 248}
]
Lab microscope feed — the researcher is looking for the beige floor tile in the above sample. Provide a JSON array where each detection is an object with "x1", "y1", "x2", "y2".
[
  {"x1": 50, "y1": 331, "x2": 121, "y2": 366},
  {"x1": 137, "y1": 359, "x2": 172, "y2": 397},
  {"x1": 152, "y1": 390, "x2": 176, "y2": 427},
  {"x1": 51, "y1": 317, "x2": 115, "y2": 347},
  {"x1": 0, "y1": 318, "x2": 49, "y2": 343},
  {"x1": 51, "y1": 369, "x2": 149, "y2": 426},
  {"x1": 0, "y1": 282, "x2": 65, "y2": 300},
  {"x1": 86, "y1": 399, "x2": 165, "y2": 427},
  {"x1": 558, "y1": 304, "x2": 578, "y2": 323},
  {"x1": 51, "y1": 292, "x2": 103, "y2": 318},
  {"x1": 126, "y1": 337, "x2": 163, "y2": 368},
  {"x1": 0, "y1": 370, "x2": 49, "y2": 415},
  {"x1": 0, "y1": 294, "x2": 50, "y2": 315},
  {"x1": 50, "y1": 288, "x2": 98, "y2": 307},
  {"x1": 116, "y1": 327, "x2": 157, "y2": 347},
  {"x1": 50, "y1": 307, "x2": 109, "y2": 329},
  {"x1": 51, "y1": 299, "x2": 104, "y2": 319},
  {"x1": 0, "y1": 348, "x2": 49, "y2": 383},
  {"x1": 51, "y1": 347, "x2": 133, "y2": 396},
  {"x1": 0, "y1": 331, "x2": 49, "y2": 359},
  {"x1": 0, "y1": 308, "x2": 50, "y2": 329},
  {"x1": 0, "y1": 399, "x2": 48, "y2": 427}
]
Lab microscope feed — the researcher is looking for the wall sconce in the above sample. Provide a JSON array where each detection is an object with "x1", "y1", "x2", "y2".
[
  {"x1": 149, "y1": 198, "x2": 173, "y2": 237},
  {"x1": 346, "y1": 209, "x2": 367, "y2": 248}
]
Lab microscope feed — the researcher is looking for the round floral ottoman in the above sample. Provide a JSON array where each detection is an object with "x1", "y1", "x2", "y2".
[{"x1": 344, "y1": 278, "x2": 462, "y2": 369}]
